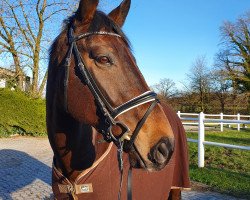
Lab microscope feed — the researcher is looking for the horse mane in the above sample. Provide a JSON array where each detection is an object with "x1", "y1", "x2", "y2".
[{"x1": 49, "y1": 10, "x2": 131, "y2": 57}]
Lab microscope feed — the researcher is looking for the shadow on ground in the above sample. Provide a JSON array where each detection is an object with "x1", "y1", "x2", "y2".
[{"x1": 0, "y1": 149, "x2": 52, "y2": 200}]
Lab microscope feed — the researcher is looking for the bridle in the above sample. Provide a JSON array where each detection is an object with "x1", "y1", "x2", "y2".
[
  {"x1": 64, "y1": 27, "x2": 159, "y2": 150},
  {"x1": 63, "y1": 26, "x2": 159, "y2": 199}
]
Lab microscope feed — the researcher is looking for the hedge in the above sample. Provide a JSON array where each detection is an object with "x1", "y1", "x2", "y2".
[{"x1": 0, "y1": 88, "x2": 46, "y2": 137}]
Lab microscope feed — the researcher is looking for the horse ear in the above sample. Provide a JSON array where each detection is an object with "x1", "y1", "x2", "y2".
[
  {"x1": 76, "y1": 0, "x2": 99, "y2": 23},
  {"x1": 108, "y1": 0, "x2": 131, "y2": 27}
]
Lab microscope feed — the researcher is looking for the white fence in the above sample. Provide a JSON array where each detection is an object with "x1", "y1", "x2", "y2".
[
  {"x1": 178, "y1": 111, "x2": 250, "y2": 168},
  {"x1": 177, "y1": 111, "x2": 250, "y2": 132}
]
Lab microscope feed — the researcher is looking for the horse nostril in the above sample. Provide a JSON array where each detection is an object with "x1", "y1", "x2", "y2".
[
  {"x1": 149, "y1": 138, "x2": 174, "y2": 166},
  {"x1": 158, "y1": 142, "x2": 168, "y2": 157}
]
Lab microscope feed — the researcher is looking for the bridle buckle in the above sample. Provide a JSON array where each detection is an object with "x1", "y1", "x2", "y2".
[{"x1": 106, "y1": 121, "x2": 131, "y2": 143}]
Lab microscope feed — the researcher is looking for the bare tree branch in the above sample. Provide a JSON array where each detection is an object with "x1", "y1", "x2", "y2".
[{"x1": 0, "y1": 0, "x2": 77, "y2": 97}]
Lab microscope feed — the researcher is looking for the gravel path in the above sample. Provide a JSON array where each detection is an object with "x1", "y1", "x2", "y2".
[{"x1": 0, "y1": 137, "x2": 244, "y2": 200}]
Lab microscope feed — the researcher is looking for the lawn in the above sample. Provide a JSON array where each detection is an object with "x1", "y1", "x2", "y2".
[{"x1": 187, "y1": 129, "x2": 250, "y2": 199}]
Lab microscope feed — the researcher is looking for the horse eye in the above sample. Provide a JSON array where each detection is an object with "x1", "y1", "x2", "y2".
[{"x1": 96, "y1": 56, "x2": 112, "y2": 65}]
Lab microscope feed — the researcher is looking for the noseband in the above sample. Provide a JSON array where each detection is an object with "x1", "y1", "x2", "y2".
[{"x1": 64, "y1": 27, "x2": 159, "y2": 151}]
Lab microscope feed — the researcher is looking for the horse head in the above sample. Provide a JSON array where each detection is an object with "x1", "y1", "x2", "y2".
[{"x1": 48, "y1": 0, "x2": 175, "y2": 172}]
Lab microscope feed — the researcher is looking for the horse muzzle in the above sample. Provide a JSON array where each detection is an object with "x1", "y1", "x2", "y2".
[
  {"x1": 126, "y1": 137, "x2": 174, "y2": 171},
  {"x1": 148, "y1": 137, "x2": 174, "y2": 170}
]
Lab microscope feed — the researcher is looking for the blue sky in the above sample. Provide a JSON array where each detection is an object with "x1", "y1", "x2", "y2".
[
  {"x1": 104, "y1": 0, "x2": 250, "y2": 88},
  {"x1": 1, "y1": 0, "x2": 249, "y2": 89}
]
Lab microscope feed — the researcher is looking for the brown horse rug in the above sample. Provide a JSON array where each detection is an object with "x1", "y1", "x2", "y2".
[{"x1": 52, "y1": 104, "x2": 190, "y2": 200}]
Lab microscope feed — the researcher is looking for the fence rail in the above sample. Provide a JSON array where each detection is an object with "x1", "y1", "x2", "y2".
[
  {"x1": 178, "y1": 111, "x2": 250, "y2": 167},
  {"x1": 178, "y1": 111, "x2": 250, "y2": 131}
]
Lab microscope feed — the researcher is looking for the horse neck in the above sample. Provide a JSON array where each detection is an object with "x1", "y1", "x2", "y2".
[{"x1": 49, "y1": 108, "x2": 96, "y2": 181}]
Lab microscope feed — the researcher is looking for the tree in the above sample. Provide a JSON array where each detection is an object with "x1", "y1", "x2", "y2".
[
  {"x1": 186, "y1": 55, "x2": 212, "y2": 112},
  {"x1": 216, "y1": 10, "x2": 250, "y2": 111},
  {"x1": 217, "y1": 11, "x2": 250, "y2": 90},
  {"x1": 211, "y1": 70, "x2": 232, "y2": 112},
  {"x1": 152, "y1": 78, "x2": 177, "y2": 99},
  {"x1": 0, "y1": 0, "x2": 77, "y2": 97}
]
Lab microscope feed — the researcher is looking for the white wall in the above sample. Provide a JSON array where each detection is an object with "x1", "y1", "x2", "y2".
[{"x1": 0, "y1": 79, "x2": 6, "y2": 88}]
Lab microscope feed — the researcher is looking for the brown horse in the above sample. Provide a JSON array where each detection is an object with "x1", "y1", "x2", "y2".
[{"x1": 46, "y1": 0, "x2": 190, "y2": 199}]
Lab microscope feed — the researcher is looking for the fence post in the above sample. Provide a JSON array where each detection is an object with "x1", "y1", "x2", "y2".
[
  {"x1": 220, "y1": 113, "x2": 223, "y2": 132},
  {"x1": 237, "y1": 113, "x2": 240, "y2": 131},
  {"x1": 198, "y1": 112, "x2": 205, "y2": 168},
  {"x1": 177, "y1": 111, "x2": 181, "y2": 118}
]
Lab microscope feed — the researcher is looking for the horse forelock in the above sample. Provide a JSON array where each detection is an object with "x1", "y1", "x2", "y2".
[{"x1": 50, "y1": 10, "x2": 131, "y2": 55}]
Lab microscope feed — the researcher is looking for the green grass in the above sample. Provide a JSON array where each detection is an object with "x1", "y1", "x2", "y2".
[{"x1": 187, "y1": 129, "x2": 250, "y2": 199}]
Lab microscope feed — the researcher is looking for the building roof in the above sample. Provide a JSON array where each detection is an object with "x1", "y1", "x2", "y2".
[
  {"x1": 0, "y1": 67, "x2": 30, "y2": 80},
  {"x1": 0, "y1": 67, "x2": 16, "y2": 78}
]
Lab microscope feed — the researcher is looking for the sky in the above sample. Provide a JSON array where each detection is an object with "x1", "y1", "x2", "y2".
[
  {"x1": 101, "y1": 0, "x2": 250, "y2": 88},
  {"x1": 1, "y1": 0, "x2": 249, "y2": 89}
]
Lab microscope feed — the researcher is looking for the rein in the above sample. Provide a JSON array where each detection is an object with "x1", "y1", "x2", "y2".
[{"x1": 63, "y1": 27, "x2": 159, "y2": 200}]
